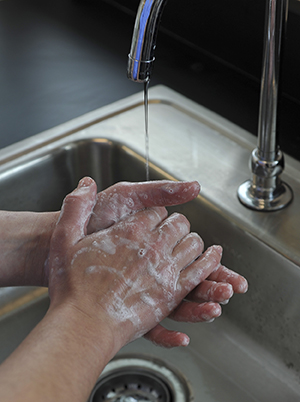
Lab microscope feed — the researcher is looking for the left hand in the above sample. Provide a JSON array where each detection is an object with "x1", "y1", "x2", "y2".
[
  {"x1": 46, "y1": 177, "x2": 223, "y2": 350},
  {"x1": 82, "y1": 179, "x2": 248, "y2": 347}
]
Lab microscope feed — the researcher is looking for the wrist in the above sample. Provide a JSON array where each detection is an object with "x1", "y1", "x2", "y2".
[
  {"x1": 46, "y1": 300, "x2": 120, "y2": 377},
  {"x1": 0, "y1": 296, "x2": 119, "y2": 402}
]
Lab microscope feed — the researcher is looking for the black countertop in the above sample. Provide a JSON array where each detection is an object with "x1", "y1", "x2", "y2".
[{"x1": 1, "y1": 0, "x2": 299, "y2": 160}]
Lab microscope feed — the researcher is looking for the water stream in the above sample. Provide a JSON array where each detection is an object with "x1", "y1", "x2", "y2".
[{"x1": 144, "y1": 80, "x2": 150, "y2": 181}]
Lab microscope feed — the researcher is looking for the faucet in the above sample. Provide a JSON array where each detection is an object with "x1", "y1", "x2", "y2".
[
  {"x1": 127, "y1": 0, "x2": 293, "y2": 211},
  {"x1": 127, "y1": 0, "x2": 167, "y2": 83},
  {"x1": 238, "y1": 0, "x2": 293, "y2": 211}
]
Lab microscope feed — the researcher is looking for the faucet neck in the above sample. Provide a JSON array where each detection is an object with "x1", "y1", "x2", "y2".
[
  {"x1": 127, "y1": 0, "x2": 168, "y2": 82},
  {"x1": 257, "y1": 0, "x2": 289, "y2": 162}
]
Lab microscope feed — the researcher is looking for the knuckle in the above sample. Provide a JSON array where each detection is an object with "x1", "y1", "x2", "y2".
[
  {"x1": 188, "y1": 232, "x2": 204, "y2": 252},
  {"x1": 64, "y1": 192, "x2": 82, "y2": 205},
  {"x1": 169, "y1": 212, "x2": 190, "y2": 232},
  {"x1": 148, "y1": 206, "x2": 168, "y2": 220},
  {"x1": 113, "y1": 181, "x2": 130, "y2": 191}
]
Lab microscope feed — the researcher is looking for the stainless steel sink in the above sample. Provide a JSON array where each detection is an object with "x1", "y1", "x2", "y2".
[{"x1": 0, "y1": 86, "x2": 300, "y2": 401}]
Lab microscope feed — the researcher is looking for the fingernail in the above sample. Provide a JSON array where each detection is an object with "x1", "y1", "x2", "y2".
[
  {"x1": 78, "y1": 177, "x2": 94, "y2": 188},
  {"x1": 181, "y1": 336, "x2": 190, "y2": 347},
  {"x1": 187, "y1": 181, "x2": 201, "y2": 197},
  {"x1": 237, "y1": 278, "x2": 249, "y2": 293},
  {"x1": 207, "y1": 302, "x2": 222, "y2": 318},
  {"x1": 213, "y1": 245, "x2": 223, "y2": 255}
]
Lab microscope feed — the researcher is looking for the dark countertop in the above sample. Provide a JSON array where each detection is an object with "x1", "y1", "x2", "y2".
[{"x1": 1, "y1": 0, "x2": 299, "y2": 160}]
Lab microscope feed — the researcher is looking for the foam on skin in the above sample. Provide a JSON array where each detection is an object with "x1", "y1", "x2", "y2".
[
  {"x1": 76, "y1": 228, "x2": 223, "y2": 340},
  {"x1": 48, "y1": 179, "x2": 230, "y2": 348}
]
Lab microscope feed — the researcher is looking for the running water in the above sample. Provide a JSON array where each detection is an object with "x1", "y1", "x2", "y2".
[{"x1": 144, "y1": 80, "x2": 150, "y2": 181}]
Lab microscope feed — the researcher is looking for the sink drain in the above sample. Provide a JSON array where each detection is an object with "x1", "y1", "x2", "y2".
[
  {"x1": 88, "y1": 355, "x2": 192, "y2": 402},
  {"x1": 90, "y1": 370, "x2": 170, "y2": 401}
]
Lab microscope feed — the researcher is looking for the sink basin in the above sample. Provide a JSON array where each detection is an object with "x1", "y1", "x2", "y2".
[{"x1": 0, "y1": 85, "x2": 300, "y2": 401}]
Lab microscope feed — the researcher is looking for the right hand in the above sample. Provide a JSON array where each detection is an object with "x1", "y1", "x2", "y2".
[
  {"x1": 46, "y1": 177, "x2": 224, "y2": 351},
  {"x1": 85, "y1": 179, "x2": 248, "y2": 347}
]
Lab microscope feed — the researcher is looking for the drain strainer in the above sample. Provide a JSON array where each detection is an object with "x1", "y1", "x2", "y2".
[{"x1": 88, "y1": 355, "x2": 192, "y2": 402}]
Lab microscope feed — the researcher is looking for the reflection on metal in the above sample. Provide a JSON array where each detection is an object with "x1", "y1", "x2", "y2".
[
  {"x1": 127, "y1": 0, "x2": 167, "y2": 82},
  {"x1": 0, "y1": 288, "x2": 48, "y2": 319},
  {"x1": 127, "y1": 0, "x2": 293, "y2": 211},
  {"x1": 238, "y1": 0, "x2": 293, "y2": 210},
  {"x1": 0, "y1": 86, "x2": 300, "y2": 399}
]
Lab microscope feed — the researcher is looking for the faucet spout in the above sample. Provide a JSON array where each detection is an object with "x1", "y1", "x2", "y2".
[
  {"x1": 127, "y1": 0, "x2": 168, "y2": 83},
  {"x1": 127, "y1": 0, "x2": 293, "y2": 211}
]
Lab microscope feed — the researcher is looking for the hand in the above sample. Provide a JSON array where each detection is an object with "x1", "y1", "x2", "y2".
[
  {"x1": 0, "y1": 179, "x2": 247, "y2": 402},
  {"x1": 0, "y1": 176, "x2": 247, "y2": 348},
  {"x1": 0, "y1": 179, "x2": 200, "y2": 288},
  {"x1": 87, "y1": 179, "x2": 201, "y2": 233},
  {"x1": 46, "y1": 177, "x2": 224, "y2": 349},
  {"x1": 82, "y1": 179, "x2": 248, "y2": 347}
]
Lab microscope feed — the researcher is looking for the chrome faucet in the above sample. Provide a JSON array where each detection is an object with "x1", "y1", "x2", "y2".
[
  {"x1": 127, "y1": 0, "x2": 293, "y2": 211},
  {"x1": 127, "y1": 0, "x2": 167, "y2": 83},
  {"x1": 238, "y1": 0, "x2": 293, "y2": 211}
]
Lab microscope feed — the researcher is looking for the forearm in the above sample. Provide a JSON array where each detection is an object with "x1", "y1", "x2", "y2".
[
  {"x1": 0, "y1": 180, "x2": 200, "y2": 287},
  {"x1": 0, "y1": 303, "x2": 117, "y2": 402},
  {"x1": 0, "y1": 211, "x2": 59, "y2": 287}
]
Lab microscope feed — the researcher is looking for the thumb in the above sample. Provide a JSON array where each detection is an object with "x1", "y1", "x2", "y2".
[
  {"x1": 88, "y1": 180, "x2": 200, "y2": 232},
  {"x1": 54, "y1": 177, "x2": 97, "y2": 247}
]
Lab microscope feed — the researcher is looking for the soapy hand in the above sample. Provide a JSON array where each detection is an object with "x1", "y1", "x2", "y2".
[
  {"x1": 87, "y1": 180, "x2": 201, "y2": 233},
  {"x1": 84, "y1": 179, "x2": 248, "y2": 347},
  {"x1": 46, "y1": 177, "x2": 227, "y2": 349}
]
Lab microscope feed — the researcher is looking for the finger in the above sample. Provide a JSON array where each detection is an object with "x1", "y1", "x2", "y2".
[
  {"x1": 144, "y1": 324, "x2": 190, "y2": 348},
  {"x1": 125, "y1": 206, "x2": 168, "y2": 231},
  {"x1": 88, "y1": 180, "x2": 200, "y2": 232},
  {"x1": 157, "y1": 213, "x2": 190, "y2": 242},
  {"x1": 172, "y1": 232, "x2": 204, "y2": 268},
  {"x1": 131, "y1": 180, "x2": 201, "y2": 207},
  {"x1": 169, "y1": 300, "x2": 221, "y2": 323},
  {"x1": 208, "y1": 265, "x2": 248, "y2": 293},
  {"x1": 53, "y1": 177, "x2": 97, "y2": 247},
  {"x1": 178, "y1": 245, "x2": 223, "y2": 295},
  {"x1": 187, "y1": 280, "x2": 234, "y2": 303}
]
